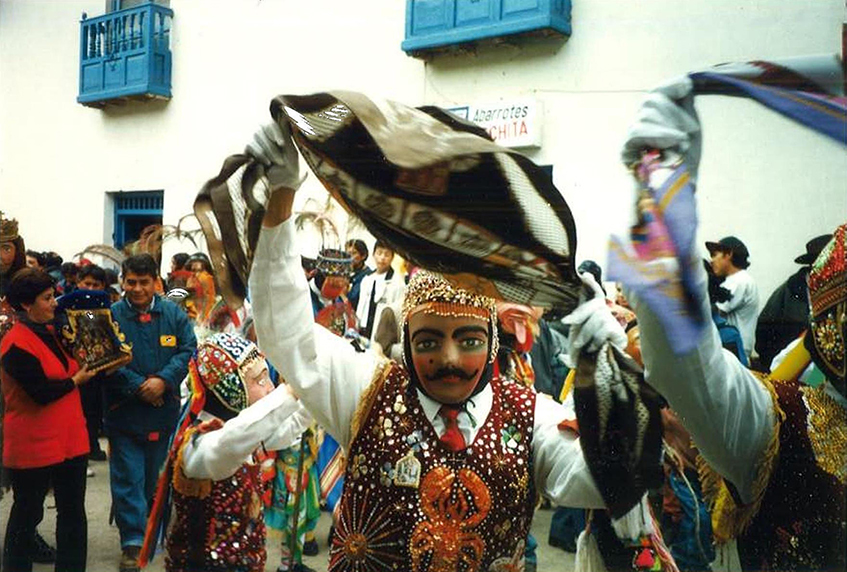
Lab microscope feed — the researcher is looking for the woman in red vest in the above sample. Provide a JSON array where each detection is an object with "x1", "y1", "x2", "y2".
[{"x1": 1, "y1": 268, "x2": 95, "y2": 572}]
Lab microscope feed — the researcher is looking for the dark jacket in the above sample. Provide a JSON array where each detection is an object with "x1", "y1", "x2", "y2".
[
  {"x1": 103, "y1": 295, "x2": 196, "y2": 438},
  {"x1": 755, "y1": 268, "x2": 809, "y2": 371}
]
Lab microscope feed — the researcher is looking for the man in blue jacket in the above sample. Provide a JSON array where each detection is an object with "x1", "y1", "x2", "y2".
[{"x1": 103, "y1": 254, "x2": 196, "y2": 572}]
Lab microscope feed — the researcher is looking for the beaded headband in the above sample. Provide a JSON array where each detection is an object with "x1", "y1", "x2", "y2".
[
  {"x1": 316, "y1": 248, "x2": 353, "y2": 277},
  {"x1": 807, "y1": 224, "x2": 846, "y2": 381},
  {"x1": 402, "y1": 270, "x2": 499, "y2": 361},
  {"x1": 0, "y1": 214, "x2": 19, "y2": 243}
]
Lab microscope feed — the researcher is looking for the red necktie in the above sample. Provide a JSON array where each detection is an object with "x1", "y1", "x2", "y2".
[{"x1": 438, "y1": 406, "x2": 466, "y2": 452}]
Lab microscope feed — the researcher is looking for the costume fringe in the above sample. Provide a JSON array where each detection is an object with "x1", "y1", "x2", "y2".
[
  {"x1": 171, "y1": 428, "x2": 212, "y2": 499},
  {"x1": 697, "y1": 372, "x2": 784, "y2": 544},
  {"x1": 349, "y1": 358, "x2": 393, "y2": 443}
]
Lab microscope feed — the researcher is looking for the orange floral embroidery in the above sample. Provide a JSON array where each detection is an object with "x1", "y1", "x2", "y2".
[{"x1": 409, "y1": 466, "x2": 491, "y2": 572}]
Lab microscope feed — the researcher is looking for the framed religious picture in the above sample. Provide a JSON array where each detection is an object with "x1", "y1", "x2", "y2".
[{"x1": 60, "y1": 290, "x2": 132, "y2": 374}]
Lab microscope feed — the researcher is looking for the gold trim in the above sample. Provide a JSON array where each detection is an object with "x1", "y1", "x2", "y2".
[
  {"x1": 801, "y1": 384, "x2": 847, "y2": 484},
  {"x1": 697, "y1": 372, "x2": 784, "y2": 544},
  {"x1": 349, "y1": 358, "x2": 394, "y2": 444},
  {"x1": 172, "y1": 428, "x2": 212, "y2": 499}
]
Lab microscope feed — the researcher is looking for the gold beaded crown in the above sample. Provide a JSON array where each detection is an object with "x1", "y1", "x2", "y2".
[
  {"x1": 0, "y1": 214, "x2": 19, "y2": 243},
  {"x1": 402, "y1": 270, "x2": 497, "y2": 323},
  {"x1": 402, "y1": 270, "x2": 499, "y2": 361}
]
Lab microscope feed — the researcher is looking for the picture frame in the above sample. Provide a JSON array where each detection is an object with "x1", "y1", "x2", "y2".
[{"x1": 63, "y1": 307, "x2": 132, "y2": 374}]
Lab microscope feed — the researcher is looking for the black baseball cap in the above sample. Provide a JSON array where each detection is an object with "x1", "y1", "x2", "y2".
[{"x1": 705, "y1": 236, "x2": 750, "y2": 268}]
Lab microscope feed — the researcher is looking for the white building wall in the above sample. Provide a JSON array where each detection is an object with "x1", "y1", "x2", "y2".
[{"x1": 1, "y1": 0, "x2": 844, "y2": 306}]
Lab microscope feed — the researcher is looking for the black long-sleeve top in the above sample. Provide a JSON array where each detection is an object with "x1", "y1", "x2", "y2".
[{"x1": 1, "y1": 318, "x2": 74, "y2": 405}]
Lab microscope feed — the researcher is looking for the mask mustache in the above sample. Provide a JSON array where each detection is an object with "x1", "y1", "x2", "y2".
[{"x1": 425, "y1": 366, "x2": 478, "y2": 382}]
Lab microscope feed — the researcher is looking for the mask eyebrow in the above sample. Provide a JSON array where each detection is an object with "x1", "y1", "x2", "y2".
[
  {"x1": 453, "y1": 325, "x2": 488, "y2": 338},
  {"x1": 411, "y1": 328, "x2": 445, "y2": 341}
]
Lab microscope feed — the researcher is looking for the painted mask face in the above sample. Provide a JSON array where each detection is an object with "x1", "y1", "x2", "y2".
[
  {"x1": 243, "y1": 357, "x2": 273, "y2": 405},
  {"x1": 321, "y1": 275, "x2": 349, "y2": 299},
  {"x1": 408, "y1": 312, "x2": 490, "y2": 404},
  {"x1": 0, "y1": 242, "x2": 15, "y2": 273}
]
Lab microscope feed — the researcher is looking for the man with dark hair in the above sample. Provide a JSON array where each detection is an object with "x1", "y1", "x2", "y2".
[
  {"x1": 706, "y1": 236, "x2": 759, "y2": 362},
  {"x1": 104, "y1": 253, "x2": 197, "y2": 572},
  {"x1": 25, "y1": 250, "x2": 44, "y2": 270},
  {"x1": 345, "y1": 238, "x2": 371, "y2": 310}
]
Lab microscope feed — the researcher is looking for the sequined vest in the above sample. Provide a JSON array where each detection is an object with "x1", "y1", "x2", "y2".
[
  {"x1": 165, "y1": 432, "x2": 270, "y2": 572},
  {"x1": 329, "y1": 362, "x2": 537, "y2": 572},
  {"x1": 719, "y1": 379, "x2": 847, "y2": 571}
]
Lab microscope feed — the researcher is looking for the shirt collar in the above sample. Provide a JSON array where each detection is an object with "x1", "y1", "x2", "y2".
[
  {"x1": 125, "y1": 295, "x2": 158, "y2": 314},
  {"x1": 416, "y1": 382, "x2": 494, "y2": 425}
]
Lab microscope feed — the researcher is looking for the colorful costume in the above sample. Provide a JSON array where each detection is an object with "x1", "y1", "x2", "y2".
[
  {"x1": 265, "y1": 431, "x2": 322, "y2": 566},
  {"x1": 140, "y1": 332, "x2": 309, "y2": 572},
  {"x1": 250, "y1": 219, "x2": 607, "y2": 572}
]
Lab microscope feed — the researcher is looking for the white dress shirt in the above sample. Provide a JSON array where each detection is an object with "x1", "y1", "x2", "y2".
[
  {"x1": 250, "y1": 219, "x2": 604, "y2": 509},
  {"x1": 181, "y1": 384, "x2": 311, "y2": 481}
]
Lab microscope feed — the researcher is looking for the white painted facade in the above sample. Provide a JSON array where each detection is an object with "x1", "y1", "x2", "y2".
[{"x1": 1, "y1": 0, "x2": 844, "y2": 306}]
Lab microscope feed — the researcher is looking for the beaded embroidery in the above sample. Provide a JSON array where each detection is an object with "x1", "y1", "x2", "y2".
[
  {"x1": 329, "y1": 363, "x2": 536, "y2": 572},
  {"x1": 802, "y1": 385, "x2": 847, "y2": 484}
]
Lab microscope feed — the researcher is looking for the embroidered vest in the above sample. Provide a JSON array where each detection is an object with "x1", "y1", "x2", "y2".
[
  {"x1": 736, "y1": 379, "x2": 846, "y2": 571},
  {"x1": 330, "y1": 362, "x2": 537, "y2": 572},
  {"x1": 165, "y1": 432, "x2": 272, "y2": 572}
]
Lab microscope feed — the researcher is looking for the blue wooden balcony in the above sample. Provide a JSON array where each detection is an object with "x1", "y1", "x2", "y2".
[
  {"x1": 402, "y1": 0, "x2": 571, "y2": 57},
  {"x1": 78, "y1": 2, "x2": 173, "y2": 108}
]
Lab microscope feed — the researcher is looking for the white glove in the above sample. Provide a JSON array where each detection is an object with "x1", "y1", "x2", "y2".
[
  {"x1": 563, "y1": 273, "x2": 628, "y2": 365},
  {"x1": 621, "y1": 76, "x2": 701, "y2": 181},
  {"x1": 245, "y1": 121, "x2": 305, "y2": 192}
]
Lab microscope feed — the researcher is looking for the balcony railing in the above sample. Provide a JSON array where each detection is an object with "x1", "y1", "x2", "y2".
[{"x1": 78, "y1": 2, "x2": 173, "y2": 107}]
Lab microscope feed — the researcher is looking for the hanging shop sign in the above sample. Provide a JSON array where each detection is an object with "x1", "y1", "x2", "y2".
[{"x1": 447, "y1": 98, "x2": 542, "y2": 148}]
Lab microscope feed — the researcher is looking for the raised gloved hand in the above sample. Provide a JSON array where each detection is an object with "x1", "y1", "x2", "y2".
[
  {"x1": 245, "y1": 120, "x2": 305, "y2": 192},
  {"x1": 563, "y1": 272, "x2": 627, "y2": 365},
  {"x1": 621, "y1": 75, "x2": 701, "y2": 181}
]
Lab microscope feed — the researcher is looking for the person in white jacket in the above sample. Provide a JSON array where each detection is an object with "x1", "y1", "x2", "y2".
[{"x1": 356, "y1": 239, "x2": 405, "y2": 342}]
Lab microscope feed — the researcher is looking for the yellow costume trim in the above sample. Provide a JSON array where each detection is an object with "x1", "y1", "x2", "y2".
[
  {"x1": 172, "y1": 427, "x2": 213, "y2": 499},
  {"x1": 801, "y1": 384, "x2": 847, "y2": 484},
  {"x1": 559, "y1": 369, "x2": 576, "y2": 403},
  {"x1": 350, "y1": 358, "x2": 394, "y2": 444},
  {"x1": 697, "y1": 372, "x2": 784, "y2": 544}
]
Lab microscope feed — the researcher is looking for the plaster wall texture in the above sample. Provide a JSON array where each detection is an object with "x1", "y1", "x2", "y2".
[{"x1": 0, "y1": 0, "x2": 844, "y2": 308}]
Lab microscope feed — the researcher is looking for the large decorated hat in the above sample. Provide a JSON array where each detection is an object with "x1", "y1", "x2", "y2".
[
  {"x1": 195, "y1": 92, "x2": 581, "y2": 312},
  {"x1": 316, "y1": 247, "x2": 353, "y2": 277},
  {"x1": 274, "y1": 92, "x2": 580, "y2": 311},
  {"x1": 806, "y1": 223, "x2": 846, "y2": 383},
  {"x1": 192, "y1": 332, "x2": 264, "y2": 419}
]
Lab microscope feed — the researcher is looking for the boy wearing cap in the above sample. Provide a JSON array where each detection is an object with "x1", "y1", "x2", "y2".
[{"x1": 706, "y1": 236, "x2": 759, "y2": 362}]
